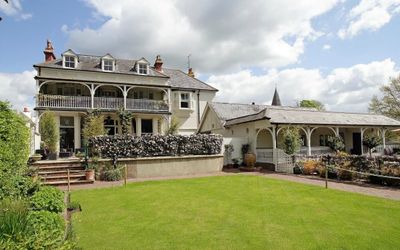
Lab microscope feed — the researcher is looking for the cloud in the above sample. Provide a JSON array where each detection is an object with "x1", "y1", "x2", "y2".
[
  {"x1": 338, "y1": 0, "x2": 400, "y2": 39},
  {"x1": 0, "y1": 0, "x2": 32, "y2": 20},
  {"x1": 0, "y1": 71, "x2": 36, "y2": 111},
  {"x1": 208, "y1": 59, "x2": 399, "y2": 112},
  {"x1": 323, "y1": 44, "x2": 331, "y2": 50},
  {"x1": 64, "y1": 0, "x2": 340, "y2": 73}
]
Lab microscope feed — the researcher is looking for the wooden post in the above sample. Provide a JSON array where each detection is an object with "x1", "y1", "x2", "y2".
[
  {"x1": 325, "y1": 164, "x2": 328, "y2": 189},
  {"x1": 124, "y1": 164, "x2": 127, "y2": 187},
  {"x1": 67, "y1": 169, "x2": 71, "y2": 193}
]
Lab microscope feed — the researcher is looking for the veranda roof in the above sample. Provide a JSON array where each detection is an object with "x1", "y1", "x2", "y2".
[{"x1": 209, "y1": 102, "x2": 400, "y2": 127}]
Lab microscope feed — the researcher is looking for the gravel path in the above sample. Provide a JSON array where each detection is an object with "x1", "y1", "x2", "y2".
[{"x1": 60, "y1": 171, "x2": 400, "y2": 201}]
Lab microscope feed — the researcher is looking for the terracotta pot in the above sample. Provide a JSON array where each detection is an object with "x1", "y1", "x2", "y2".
[
  {"x1": 244, "y1": 153, "x2": 256, "y2": 167},
  {"x1": 85, "y1": 169, "x2": 95, "y2": 181}
]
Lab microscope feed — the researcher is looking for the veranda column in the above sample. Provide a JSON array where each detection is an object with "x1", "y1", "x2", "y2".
[
  {"x1": 123, "y1": 86, "x2": 127, "y2": 110},
  {"x1": 167, "y1": 89, "x2": 172, "y2": 113},
  {"x1": 360, "y1": 128, "x2": 365, "y2": 155},
  {"x1": 152, "y1": 118, "x2": 158, "y2": 135},
  {"x1": 306, "y1": 127, "x2": 312, "y2": 156},
  {"x1": 90, "y1": 84, "x2": 95, "y2": 109},
  {"x1": 74, "y1": 115, "x2": 81, "y2": 150},
  {"x1": 136, "y1": 117, "x2": 142, "y2": 136},
  {"x1": 381, "y1": 128, "x2": 386, "y2": 149},
  {"x1": 272, "y1": 126, "x2": 277, "y2": 172}
]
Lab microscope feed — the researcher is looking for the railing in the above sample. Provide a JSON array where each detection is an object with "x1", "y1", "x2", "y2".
[
  {"x1": 256, "y1": 148, "x2": 274, "y2": 163},
  {"x1": 298, "y1": 146, "x2": 333, "y2": 155},
  {"x1": 126, "y1": 99, "x2": 169, "y2": 112},
  {"x1": 37, "y1": 94, "x2": 169, "y2": 112},
  {"x1": 37, "y1": 94, "x2": 91, "y2": 109},
  {"x1": 373, "y1": 144, "x2": 400, "y2": 154},
  {"x1": 256, "y1": 148, "x2": 294, "y2": 173}
]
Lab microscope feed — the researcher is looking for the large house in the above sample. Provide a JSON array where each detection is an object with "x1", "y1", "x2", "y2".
[
  {"x1": 198, "y1": 89, "x2": 400, "y2": 172},
  {"x1": 34, "y1": 41, "x2": 217, "y2": 154}
]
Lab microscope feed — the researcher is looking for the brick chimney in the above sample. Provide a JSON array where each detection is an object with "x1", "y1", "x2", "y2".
[
  {"x1": 43, "y1": 39, "x2": 56, "y2": 62},
  {"x1": 188, "y1": 68, "x2": 195, "y2": 77},
  {"x1": 154, "y1": 55, "x2": 163, "y2": 72}
]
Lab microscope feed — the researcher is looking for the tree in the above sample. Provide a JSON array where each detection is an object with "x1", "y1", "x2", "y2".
[
  {"x1": 39, "y1": 111, "x2": 59, "y2": 154},
  {"x1": 278, "y1": 127, "x2": 302, "y2": 155},
  {"x1": 82, "y1": 110, "x2": 107, "y2": 142},
  {"x1": 166, "y1": 116, "x2": 180, "y2": 135},
  {"x1": 363, "y1": 135, "x2": 381, "y2": 157},
  {"x1": 326, "y1": 136, "x2": 345, "y2": 152},
  {"x1": 299, "y1": 99, "x2": 325, "y2": 111},
  {"x1": 118, "y1": 108, "x2": 133, "y2": 135},
  {"x1": 369, "y1": 75, "x2": 400, "y2": 120}
]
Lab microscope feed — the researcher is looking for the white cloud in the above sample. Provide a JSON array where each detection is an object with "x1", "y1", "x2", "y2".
[
  {"x1": 338, "y1": 0, "x2": 400, "y2": 39},
  {"x1": 323, "y1": 44, "x2": 332, "y2": 50},
  {"x1": 0, "y1": 0, "x2": 32, "y2": 20},
  {"x1": 64, "y1": 0, "x2": 340, "y2": 73},
  {"x1": 208, "y1": 58, "x2": 399, "y2": 112},
  {"x1": 0, "y1": 71, "x2": 36, "y2": 111}
]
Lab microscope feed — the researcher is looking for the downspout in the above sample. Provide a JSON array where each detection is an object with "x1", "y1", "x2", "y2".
[{"x1": 197, "y1": 90, "x2": 200, "y2": 126}]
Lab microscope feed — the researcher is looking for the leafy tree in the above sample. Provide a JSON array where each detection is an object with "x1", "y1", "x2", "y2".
[
  {"x1": 0, "y1": 101, "x2": 30, "y2": 174},
  {"x1": 278, "y1": 127, "x2": 302, "y2": 155},
  {"x1": 363, "y1": 135, "x2": 382, "y2": 157},
  {"x1": 299, "y1": 99, "x2": 325, "y2": 111},
  {"x1": 369, "y1": 75, "x2": 400, "y2": 120},
  {"x1": 82, "y1": 110, "x2": 107, "y2": 142},
  {"x1": 166, "y1": 116, "x2": 180, "y2": 135},
  {"x1": 39, "y1": 111, "x2": 59, "y2": 153},
  {"x1": 326, "y1": 136, "x2": 345, "y2": 152}
]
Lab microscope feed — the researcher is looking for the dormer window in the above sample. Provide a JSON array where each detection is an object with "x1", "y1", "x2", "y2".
[
  {"x1": 138, "y1": 63, "x2": 148, "y2": 75},
  {"x1": 102, "y1": 59, "x2": 114, "y2": 71},
  {"x1": 64, "y1": 56, "x2": 76, "y2": 68}
]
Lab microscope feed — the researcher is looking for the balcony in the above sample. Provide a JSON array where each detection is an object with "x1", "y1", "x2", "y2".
[{"x1": 36, "y1": 94, "x2": 169, "y2": 112}]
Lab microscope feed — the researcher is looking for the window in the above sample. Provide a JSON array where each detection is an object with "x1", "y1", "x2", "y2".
[
  {"x1": 180, "y1": 92, "x2": 190, "y2": 109},
  {"x1": 103, "y1": 59, "x2": 114, "y2": 71},
  {"x1": 104, "y1": 117, "x2": 118, "y2": 135},
  {"x1": 138, "y1": 64, "x2": 148, "y2": 74},
  {"x1": 141, "y1": 119, "x2": 153, "y2": 134},
  {"x1": 64, "y1": 56, "x2": 76, "y2": 68}
]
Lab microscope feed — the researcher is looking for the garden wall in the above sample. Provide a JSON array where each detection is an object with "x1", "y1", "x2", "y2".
[{"x1": 109, "y1": 154, "x2": 224, "y2": 178}]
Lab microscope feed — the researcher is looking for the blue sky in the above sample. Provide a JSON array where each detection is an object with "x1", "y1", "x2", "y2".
[{"x1": 1, "y1": 0, "x2": 400, "y2": 111}]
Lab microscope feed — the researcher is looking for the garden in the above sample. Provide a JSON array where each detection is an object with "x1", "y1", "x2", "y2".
[
  {"x1": 0, "y1": 101, "x2": 77, "y2": 249},
  {"x1": 71, "y1": 175, "x2": 400, "y2": 249}
]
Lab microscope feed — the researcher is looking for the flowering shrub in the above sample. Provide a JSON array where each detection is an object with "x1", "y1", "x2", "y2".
[
  {"x1": 302, "y1": 160, "x2": 321, "y2": 175},
  {"x1": 89, "y1": 134, "x2": 223, "y2": 160}
]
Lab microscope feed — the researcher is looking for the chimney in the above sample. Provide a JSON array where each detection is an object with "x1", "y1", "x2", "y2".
[
  {"x1": 43, "y1": 39, "x2": 56, "y2": 62},
  {"x1": 251, "y1": 102, "x2": 255, "y2": 105},
  {"x1": 23, "y1": 107, "x2": 29, "y2": 112},
  {"x1": 154, "y1": 55, "x2": 163, "y2": 72},
  {"x1": 188, "y1": 68, "x2": 195, "y2": 77}
]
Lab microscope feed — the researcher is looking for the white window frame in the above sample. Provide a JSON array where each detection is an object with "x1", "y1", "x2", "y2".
[
  {"x1": 63, "y1": 55, "x2": 77, "y2": 68},
  {"x1": 102, "y1": 59, "x2": 114, "y2": 71},
  {"x1": 179, "y1": 92, "x2": 191, "y2": 109},
  {"x1": 137, "y1": 63, "x2": 149, "y2": 75}
]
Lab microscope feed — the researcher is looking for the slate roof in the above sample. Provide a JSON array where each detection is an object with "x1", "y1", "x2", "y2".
[
  {"x1": 34, "y1": 53, "x2": 217, "y2": 91},
  {"x1": 209, "y1": 102, "x2": 400, "y2": 127}
]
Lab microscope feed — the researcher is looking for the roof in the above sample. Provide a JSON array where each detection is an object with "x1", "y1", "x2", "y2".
[
  {"x1": 34, "y1": 53, "x2": 218, "y2": 91},
  {"x1": 209, "y1": 102, "x2": 400, "y2": 127},
  {"x1": 162, "y1": 68, "x2": 218, "y2": 91},
  {"x1": 271, "y1": 88, "x2": 282, "y2": 106}
]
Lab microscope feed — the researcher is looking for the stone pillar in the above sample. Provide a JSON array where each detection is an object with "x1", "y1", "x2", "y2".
[
  {"x1": 136, "y1": 117, "x2": 142, "y2": 136},
  {"x1": 74, "y1": 115, "x2": 81, "y2": 150},
  {"x1": 152, "y1": 118, "x2": 158, "y2": 135}
]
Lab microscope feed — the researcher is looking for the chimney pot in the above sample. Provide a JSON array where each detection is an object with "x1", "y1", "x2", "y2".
[
  {"x1": 43, "y1": 39, "x2": 56, "y2": 62},
  {"x1": 23, "y1": 107, "x2": 29, "y2": 112},
  {"x1": 251, "y1": 102, "x2": 255, "y2": 105},
  {"x1": 188, "y1": 68, "x2": 195, "y2": 77},
  {"x1": 154, "y1": 55, "x2": 163, "y2": 72}
]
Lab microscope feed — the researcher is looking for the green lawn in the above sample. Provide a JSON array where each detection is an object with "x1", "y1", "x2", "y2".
[{"x1": 72, "y1": 175, "x2": 400, "y2": 249}]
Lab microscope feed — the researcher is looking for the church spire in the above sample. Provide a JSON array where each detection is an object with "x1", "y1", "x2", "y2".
[{"x1": 271, "y1": 85, "x2": 282, "y2": 106}]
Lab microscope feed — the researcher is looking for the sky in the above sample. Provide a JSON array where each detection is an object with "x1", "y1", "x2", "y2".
[{"x1": 1, "y1": 0, "x2": 400, "y2": 112}]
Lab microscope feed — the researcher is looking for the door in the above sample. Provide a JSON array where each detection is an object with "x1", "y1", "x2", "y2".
[
  {"x1": 352, "y1": 133, "x2": 362, "y2": 155},
  {"x1": 60, "y1": 128, "x2": 74, "y2": 152}
]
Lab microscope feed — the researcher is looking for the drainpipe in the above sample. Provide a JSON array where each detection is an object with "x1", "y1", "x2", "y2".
[{"x1": 197, "y1": 90, "x2": 200, "y2": 126}]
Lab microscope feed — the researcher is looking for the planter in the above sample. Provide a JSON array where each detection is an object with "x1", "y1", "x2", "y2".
[
  {"x1": 85, "y1": 169, "x2": 95, "y2": 181},
  {"x1": 239, "y1": 166, "x2": 261, "y2": 172},
  {"x1": 244, "y1": 153, "x2": 256, "y2": 167},
  {"x1": 48, "y1": 152, "x2": 58, "y2": 160},
  {"x1": 31, "y1": 155, "x2": 42, "y2": 162}
]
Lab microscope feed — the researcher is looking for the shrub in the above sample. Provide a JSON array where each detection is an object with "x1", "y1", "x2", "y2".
[
  {"x1": 337, "y1": 161, "x2": 353, "y2": 181},
  {"x1": 0, "y1": 199, "x2": 30, "y2": 242},
  {"x1": 302, "y1": 160, "x2": 320, "y2": 175},
  {"x1": 166, "y1": 116, "x2": 180, "y2": 135},
  {"x1": 118, "y1": 109, "x2": 133, "y2": 135},
  {"x1": 103, "y1": 164, "x2": 123, "y2": 181},
  {"x1": 0, "y1": 174, "x2": 40, "y2": 200},
  {"x1": 363, "y1": 135, "x2": 381, "y2": 156},
  {"x1": 326, "y1": 136, "x2": 345, "y2": 152},
  {"x1": 278, "y1": 127, "x2": 301, "y2": 155},
  {"x1": 319, "y1": 165, "x2": 338, "y2": 179},
  {"x1": 30, "y1": 186, "x2": 64, "y2": 213},
  {"x1": 89, "y1": 134, "x2": 223, "y2": 159},
  {"x1": 0, "y1": 101, "x2": 30, "y2": 175},
  {"x1": 39, "y1": 111, "x2": 59, "y2": 153},
  {"x1": 27, "y1": 210, "x2": 64, "y2": 234}
]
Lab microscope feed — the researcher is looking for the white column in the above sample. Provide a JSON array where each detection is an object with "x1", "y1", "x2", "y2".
[
  {"x1": 272, "y1": 126, "x2": 277, "y2": 171},
  {"x1": 90, "y1": 84, "x2": 95, "y2": 109},
  {"x1": 152, "y1": 118, "x2": 158, "y2": 135},
  {"x1": 382, "y1": 128, "x2": 386, "y2": 149},
  {"x1": 136, "y1": 117, "x2": 142, "y2": 136},
  {"x1": 167, "y1": 89, "x2": 172, "y2": 112},
  {"x1": 123, "y1": 86, "x2": 127, "y2": 110},
  {"x1": 74, "y1": 115, "x2": 81, "y2": 150},
  {"x1": 360, "y1": 128, "x2": 365, "y2": 155},
  {"x1": 55, "y1": 114, "x2": 60, "y2": 152},
  {"x1": 306, "y1": 127, "x2": 312, "y2": 156},
  {"x1": 335, "y1": 127, "x2": 339, "y2": 137}
]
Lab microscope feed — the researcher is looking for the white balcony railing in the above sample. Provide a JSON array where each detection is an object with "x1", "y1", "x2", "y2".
[{"x1": 37, "y1": 94, "x2": 169, "y2": 112}]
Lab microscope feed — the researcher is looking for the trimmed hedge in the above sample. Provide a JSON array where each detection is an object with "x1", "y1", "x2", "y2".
[{"x1": 89, "y1": 134, "x2": 223, "y2": 159}]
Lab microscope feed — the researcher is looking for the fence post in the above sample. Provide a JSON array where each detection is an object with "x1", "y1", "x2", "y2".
[
  {"x1": 124, "y1": 164, "x2": 127, "y2": 188},
  {"x1": 67, "y1": 169, "x2": 71, "y2": 193},
  {"x1": 325, "y1": 164, "x2": 328, "y2": 189}
]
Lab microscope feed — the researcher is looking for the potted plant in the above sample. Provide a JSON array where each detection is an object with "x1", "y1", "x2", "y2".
[
  {"x1": 30, "y1": 153, "x2": 42, "y2": 162},
  {"x1": 242, "y1": 144, "x2": 256, "y2": 168},
  {"x1": 232, "y1": 158, "x2": 240, "y2": 168},
  {"x1": 85, "y1": 156, "x2": 98, "y2": 181}
]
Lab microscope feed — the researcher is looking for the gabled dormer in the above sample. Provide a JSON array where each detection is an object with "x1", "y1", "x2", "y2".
[
  {"x1": 101, "y1": 53, "x2": 115, "y2": 72},
  {"x1": 135, "y1": 57, "x2": 150, "y2": 75},
  {"x1": 62, "y1": 49, "x2": 78, "y2": 69}
]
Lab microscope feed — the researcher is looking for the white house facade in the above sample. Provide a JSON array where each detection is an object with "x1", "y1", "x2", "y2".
[{"x1": 34, "y1": 41, "x2": 217, "y2": 154}]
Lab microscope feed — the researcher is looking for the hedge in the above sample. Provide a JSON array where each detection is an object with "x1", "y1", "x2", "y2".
[{"x1": 88, "y1": 134, "x2": 223, "y2": 160}]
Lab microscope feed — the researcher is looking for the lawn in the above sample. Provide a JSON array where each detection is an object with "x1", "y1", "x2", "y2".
[{"x1": 72, "y1": 175, "x2": 400, "y2": 249}]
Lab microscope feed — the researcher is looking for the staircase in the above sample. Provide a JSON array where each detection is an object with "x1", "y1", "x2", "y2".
[{"x1": 31, "y1": 160, "x2": 94, "y2": 186}]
